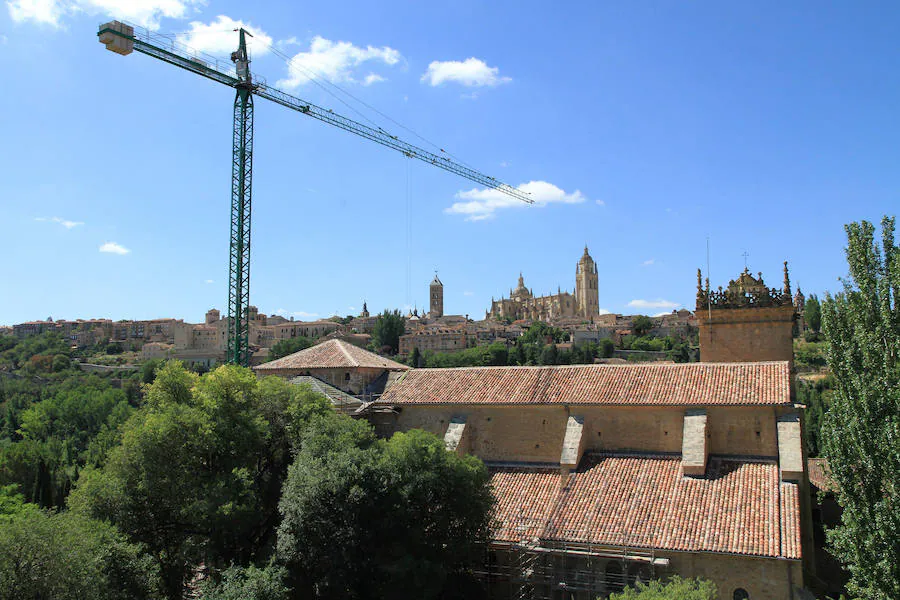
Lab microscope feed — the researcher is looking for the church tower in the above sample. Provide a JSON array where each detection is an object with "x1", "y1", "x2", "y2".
[
  {"x1": 575, "y1": 246, "x2": 599, "y2": 318},
  {"x1": 430, "y1": 273, "x2": 444, "y2": 318},
  {"x1": 696, "y1": 262, "x2": 796, "y2": 367}
]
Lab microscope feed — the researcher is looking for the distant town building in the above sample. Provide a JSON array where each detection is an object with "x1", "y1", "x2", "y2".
[
  {"x1": 487, "y1": 247, "x2": 600, "y2": 321},
  {"x1": 254, "y1": 339, "x2": 408, "y2": 395},
  {"x1": 399, "y1": 327, "x2": 467, "y2": 357},
  {"x1": 429, "y1": 274, "x2": 444, "y2": 318}
]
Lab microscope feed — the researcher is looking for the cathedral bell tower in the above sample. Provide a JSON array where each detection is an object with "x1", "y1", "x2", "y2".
[
  {"x1": 575, "y1": 246, "x2": 599, "y2": 318},
  {"x1": 430, "y1": 273, "x2": 444, "y2": 318}
]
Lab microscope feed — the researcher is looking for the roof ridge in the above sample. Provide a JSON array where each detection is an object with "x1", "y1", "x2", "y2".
[
  {"x1": 407, "y1": 361, "x2": 790, "y2": 372},
  {"x1": 334, "y1": 339, "x2": 359, "y2": 367}
]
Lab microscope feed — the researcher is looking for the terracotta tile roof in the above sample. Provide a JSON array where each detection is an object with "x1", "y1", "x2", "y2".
[
  {"x1": 255, "y1": 339, "x2": 408, "y2": 372},
  {"x1": 490, "y1": 467, "x2": 561, "y2": 543},
  {"x1": 807, "y1": 457, "x2": 836, "y2": 493},
  {"x1": 378, "y1": 362, "x2": 790, "y2": 406},
  {"x1": 489, "y1": 454, "x2": 801, "y2": 559}
]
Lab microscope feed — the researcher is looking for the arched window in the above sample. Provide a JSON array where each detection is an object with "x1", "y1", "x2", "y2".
[
  {"x1": 733, "y1": 589, "x2": 750, "y2": 600},
  {"x1": 605, "y1": 561, "x2": 624, "y2": 592}
]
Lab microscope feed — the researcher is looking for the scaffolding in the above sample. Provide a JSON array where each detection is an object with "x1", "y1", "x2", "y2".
[{"x1": 479, "y1": 537, "x2": 670, "y2": 600}]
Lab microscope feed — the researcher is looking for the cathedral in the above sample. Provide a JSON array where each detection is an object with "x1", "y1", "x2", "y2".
[{"x1": 486, "y1": 246, "x2": 600, "y2": 321}]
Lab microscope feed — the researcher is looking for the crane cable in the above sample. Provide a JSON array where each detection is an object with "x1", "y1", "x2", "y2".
[
  {"x1": 258, "y1": 39, "x2": 479, "y2": 171},
  {"x1": 406, "y1": 155, "x2": 412, "y2": 309}
]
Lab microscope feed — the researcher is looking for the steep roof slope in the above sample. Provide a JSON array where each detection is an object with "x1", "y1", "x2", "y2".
[
  {"x1": 255, "y1": 339, "x2": 408, "y2": 372},
  {"x1": 490, "y1": 454, "x2": 801, "y2": 559}
]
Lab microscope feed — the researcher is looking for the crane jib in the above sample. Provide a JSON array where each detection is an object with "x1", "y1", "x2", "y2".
[
  {"x1": 97, "y1": 21, "x2": 531, "y2": 204},
  {"x1": 97, "y1": 19, "x2": 532, "y2": 366}
]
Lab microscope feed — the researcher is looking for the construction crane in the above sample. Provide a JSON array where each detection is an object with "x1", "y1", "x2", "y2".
[{"x1": 98, "y1": 21, "x2": 531, "y2": 366}]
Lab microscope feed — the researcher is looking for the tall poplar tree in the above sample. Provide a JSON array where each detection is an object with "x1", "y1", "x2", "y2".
[{"x1": 821, "y1": 217, "x2": 900, "y2": 599}]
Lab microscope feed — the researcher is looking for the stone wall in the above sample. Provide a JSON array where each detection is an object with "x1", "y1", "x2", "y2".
[
  {"x1": 389, "y1": 404, "x2": 785, "y2": 463},
  {"x1": 276, "y1": 366, "x2": 385, "y2": 396},
  {"x1": 665, "y1": 552, "x2": 803, "y2": 600},
  {"x1": 484, "y1": 546, "x2": 802, "y2": 600},
  {"x1": 697, "y1": 305, "x2": 795, "y2": 366}
]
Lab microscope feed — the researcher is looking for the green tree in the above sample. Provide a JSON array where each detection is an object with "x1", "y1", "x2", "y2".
[
  {"x1": 70, "y1": 362, "x2": 330, "y2": 600},
  {"x1": 0, "y1": 505, "x2": 161, "y2": 600},
  {"x1": 805, "y1": 294, "x2": 822, "y2": 334},
  {"x1": 598, "y1": 338, "x2": 615, "y2": 358},
  {"x1": 371, "y1": 310, "x2": 405, "y2": 355},
  {"x1": 140, "y1": 358, "x2": 165, "y2": 384},
  {"x1": 820, "y1": 217, "x2": 900, "y2": 600},
  {"x1": 51, "y1": 354, "x2": 71, "y2": 372},
  {"x1": 408, "y1": 346, "x2": 422, "y2": 368},
  {"x1": 540, "y1": 343, "x2": 559, "y2": 365},
  {"x1": 0, "y1": 382, "x2": 133, "y2": 508},
  {"x1": 631, "y1": 315, "x2": 654, "y2": 337},
  {"x1": 268, "y1": 337, "x2": 313, "y2": 361},
  {"x1": 200, "y1": 564, "x2": 290, "y2": 600},
  {"x1": 608, "y1": 576, "x2": 716, "y2": 600},
  {"x1": 277, "y1": 416, "x2": 493, "y2": 599}
]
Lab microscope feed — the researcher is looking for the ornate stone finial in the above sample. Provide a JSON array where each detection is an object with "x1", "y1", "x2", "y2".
[
  {"x1": 782, "y1": 261, "x2": 791, "y2": 296},
  {"x1": 697, "y1": 268, "x2": 703, "y2": 293}
]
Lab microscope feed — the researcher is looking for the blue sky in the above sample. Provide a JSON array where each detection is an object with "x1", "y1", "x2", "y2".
[{"x1": 1, "y1": 1, "x2": 898, "y2": 325}]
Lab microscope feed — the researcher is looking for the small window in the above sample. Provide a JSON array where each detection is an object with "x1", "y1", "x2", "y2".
[
  {"x1": 344, "y1": 372, "x2": 351, "y2": 381},
  {"x1": 733, "y1": 589, "x2": 750, "y2": 600}
]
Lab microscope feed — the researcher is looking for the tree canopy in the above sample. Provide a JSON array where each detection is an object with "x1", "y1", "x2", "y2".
[
  {"x1": 821, "y1": 216, "x2": 900, "y2": 599},
  {"x1": 277, "y1": 416, "x2": 493, "y2": 600},
  {"x1": 268, "y1": 336, "x2": 313, "y2": 361},
  {"x1": 608, "y1": 576, "x2": 716, "y2": 600},
  {"x1": 0, "y1": 488, "x2": 161, "y2": 600},
  {"x1": 631, "y1": 315, "x2": 654, "y2": 337},
  {"x1": 805, "y1": 294, "x2": 822, "y2": 334},
  {"x1": 70, "y1": 362, "x2": 331, "y2": 599},
  {"x1": 371, "y1": 309, "x2": 405, "y2": 354}
]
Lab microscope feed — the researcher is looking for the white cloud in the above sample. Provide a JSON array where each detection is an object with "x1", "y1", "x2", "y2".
[
  {"x1": 642, "y1": 259, "x2": 655, "y2": 266},
  {"x1": 204, "y1": 279, "x2": 214, "y2": 284},
  {"x1": 460, "y1": 91, "x2": 478, "y2": 100},
  {"x1": 0, "y1": 34, "x2": 8, "y2": 44},
  {"x1": 499, "y1": 161, "x2": 509, "y2": 168},
  {"x1": 277, "y1": 36, "x2": 401, "y2": 88},
  {"x1": 595, "y1": 199, "x2": 605, "y2": 206},
  {"x1": 36, "y1": 216, "x2": 84, "y2": 229},
  {"x1": 177, "y1": 15, "x2": 272, "y2": 57},
  {"x1": 446, "y1": 180, "x2": 585, "y2": 222},
  {"x1": 362, "y1": 73, "x2": 385, "y2": 86},
  {"x1": 421, "y1": 57, "x2": 511, "y2": 87},
  {"x1": 7, "y1": 0, "x2": 203, "y2": 30},
  {"x1": 463, "y1": 291, "x2": 474, "y2": 296},
  {"x1": 275, "y1": 308, "x2": 319, "y2": 319},
  {"x1": 99, "y1": 241, "x2": 130, "y2": 255},
  {"x1": 598, "y1": 308, "x2": 612, "y2": 315},
  {"x1": 627, "y1": 299, "x2": 680, "y2": 311},
  {"x1": 7, "y1": 0, "x2": 66, "y2": 27}
]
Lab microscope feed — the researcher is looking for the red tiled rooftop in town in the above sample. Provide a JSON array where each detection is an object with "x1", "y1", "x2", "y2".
[
  {"x1": 490, "y1": 454, "x2": 801, "y2": 560},
  {"x1": 255, "y1": 339, "x2": 408, "y2": 372},
  {"x1": 379, "y1": 362, "x2": 790, "y2": 406}
]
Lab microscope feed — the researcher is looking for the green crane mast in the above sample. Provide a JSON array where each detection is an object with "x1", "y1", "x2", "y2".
[{"x1": 98, "y1": 21, "x2": 531, "y2": 366}]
